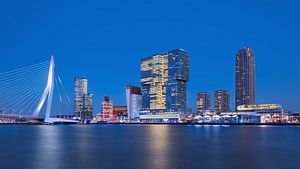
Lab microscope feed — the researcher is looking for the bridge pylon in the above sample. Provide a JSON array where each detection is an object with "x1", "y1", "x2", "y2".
[{"x1": 32, "y1": 56, "x2": 55, "y2": 123}]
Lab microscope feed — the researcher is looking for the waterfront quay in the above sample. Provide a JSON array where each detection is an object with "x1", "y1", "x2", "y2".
[{"x1": 1, "y1": 120, "x2": 300, "y2": 126}]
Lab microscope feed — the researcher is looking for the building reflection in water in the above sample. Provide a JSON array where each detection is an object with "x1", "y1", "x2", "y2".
[{"x1": 145, "y1": 125, "x2": 170, "y2": 169}]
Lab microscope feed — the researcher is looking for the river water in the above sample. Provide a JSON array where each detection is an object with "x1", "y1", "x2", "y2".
[{"x1": 0, "y1": 125, "x2": 299, "y2": 169}]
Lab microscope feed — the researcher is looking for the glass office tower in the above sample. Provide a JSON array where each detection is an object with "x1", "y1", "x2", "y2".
[
  {"x1": 140, "y1": 49, "x2": 190, "y2": 114},
  {"x1": 74, "y1": 77, "x2": 88, "y2": 117},
  {"x1": 126, "y1": 85, "x2": 142, "y2": 120},
  {"x1": 74, "y1": 77, "x2": 93, "y2": 120}
]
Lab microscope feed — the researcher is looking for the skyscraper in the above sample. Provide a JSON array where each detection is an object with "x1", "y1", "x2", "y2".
[
  {"x1": 82, "y1": 93, "x2": 93, "y2": 119},
  {"x1": 235, "y1": 47, "x2": 255, "y2": 110},
  {"x1": 214, "y1": 89, "x2": 230, "y2": 114},
  {"x1": 140, "y1": 49, "x2": 190, "y2": 114},
  {"x1": 196, "y1": 92, "x2": 211, "y2": 114},
  {"x1": 126, "y1": 85, "x2": 142, "y2": 120},
  {"x1": 74, "y1": 77, "x2": 93, "y2": 120}
]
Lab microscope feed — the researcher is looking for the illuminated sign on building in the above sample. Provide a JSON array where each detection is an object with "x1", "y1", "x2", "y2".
[{"x1": 237, "y1": 104, "x2": 282, "y2": 111}]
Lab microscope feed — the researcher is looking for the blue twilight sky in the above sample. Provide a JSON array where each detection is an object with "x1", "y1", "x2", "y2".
[{"x1": 0, "y1": 0, "x2": 299, "y2": 113}]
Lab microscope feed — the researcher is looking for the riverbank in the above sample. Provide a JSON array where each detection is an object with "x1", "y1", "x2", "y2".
[{"x1": 1, "y1": 122, "x2": 300, "y2": 126}]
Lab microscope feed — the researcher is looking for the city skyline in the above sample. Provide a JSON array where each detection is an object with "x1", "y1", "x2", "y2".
[
  {"x1": 0, "y1": 0, "x2": 299, "y2": 112},
  {"x1": 1, "y1": 1, "x2": 300, "y2": 169}
]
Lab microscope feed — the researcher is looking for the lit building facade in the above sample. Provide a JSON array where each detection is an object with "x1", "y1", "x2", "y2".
[
  {"x1": 96, "y1": 96, "x2": 113, "y2": 122},
  {"x1": 139, "y1": 112, "x2": 181, "y2": 123},
  {"x1": 237, "y1": 104, "x2": 281, "y2": 112},
  {"x1": 196, "y1": 92, "x2": 211, "y2": 114},
  {"x1": 81, "y1": 93, "x2": 93, "y2": 119},
  {"x1": 235, "y1": 47, "x2": 255, "y2": 110},
  {"x1": 73, "y1": 77, "x2": 93, "y2": 120},
  {"x1": 237, "y1": 104, "x2": 284, "y2": 123},
  {"x1": 140, "y1": 49, "x2": 190, "y2": 115},
  {"x1": 74, "y1": 77, "x2": 87, "y2": 116},
  {"x1": 126, "y1": 85, "x2": 142, "y2": 120},
  {"x1": 113, "y1": 106, "x2": 127, "y2": 122},
  {"x1": 214, "y1": 89, "x2": 230, "y2": 114}
]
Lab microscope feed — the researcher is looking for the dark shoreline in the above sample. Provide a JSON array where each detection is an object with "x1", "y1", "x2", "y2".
[
  {"x1": 101, "y1": 122, "x2": 300, "y2": 126},
  {"x1": 1, "y1": 122, "x2": 300, "y2": 126}
]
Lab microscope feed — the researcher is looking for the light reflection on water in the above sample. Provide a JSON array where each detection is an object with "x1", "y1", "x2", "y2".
[
  {"x1": 0, "y1": 125, "x2": 299, "y2": 169},
  {"x1": 147, "y1": 125, "x2": 169, "y2": 169},
  {"x1": 32, "y1": 126, "x2": 63, "y2": 169}
]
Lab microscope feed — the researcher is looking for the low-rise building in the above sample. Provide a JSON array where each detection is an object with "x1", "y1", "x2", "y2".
[
  {"x1": 96, "y1": 96, "x2": 113, "y2": 122},
  {"x1": 139, "y1": 112, "x2": 182, "y2": 123},
  {"x1": 237, "y1": 104, "x2": 284, "y2": 123}
]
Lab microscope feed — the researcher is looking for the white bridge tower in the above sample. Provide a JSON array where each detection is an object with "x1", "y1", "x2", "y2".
[
  {"x1": 31, "y1": 56, "x2": 77, "y2": 123},
  {"x1": 32, "y1": 56, "x2": 55, "y2": 122}
]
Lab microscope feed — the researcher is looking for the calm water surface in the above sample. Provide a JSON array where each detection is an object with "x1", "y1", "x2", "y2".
[{"x1": 0, "y1": 125, "x2": 299, "y2": 169}]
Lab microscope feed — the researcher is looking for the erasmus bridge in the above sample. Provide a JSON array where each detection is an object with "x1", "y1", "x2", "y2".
[{"x1": 0, "y1": 56, "x2": 78, "y2": 124}]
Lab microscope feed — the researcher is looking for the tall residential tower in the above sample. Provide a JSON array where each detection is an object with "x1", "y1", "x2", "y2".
[
  {"x1": 196, "y1": 92, "x2": 211, "y2": 114},
  {"x1": 214, "y1": 89, "x2": 230, "y2": 114},
  {"x1": 235, "y1": 47, "x2": 255, "y2": 110}
]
